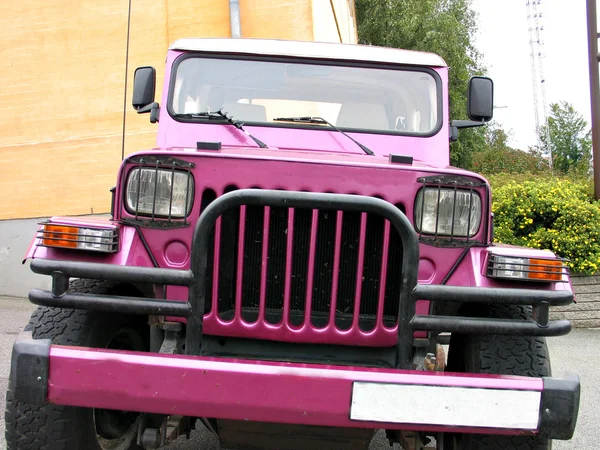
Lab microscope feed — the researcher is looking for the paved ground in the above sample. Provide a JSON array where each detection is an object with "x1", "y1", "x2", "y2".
[{"x1": 0, "y1": 296, "x2": 593, "y2": 449}]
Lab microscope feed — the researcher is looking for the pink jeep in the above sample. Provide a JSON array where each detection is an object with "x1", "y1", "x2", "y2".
[{"x1": 7, "y1": 39, "x2": 579, "y2": 450}]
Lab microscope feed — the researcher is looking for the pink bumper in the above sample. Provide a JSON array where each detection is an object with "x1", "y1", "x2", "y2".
[
  {"x1": 11, "y1": 332, "x2": 579, "y2": 439},
  {"x1": 41, "y1": 347, "x2": 570, "y2": 437}
]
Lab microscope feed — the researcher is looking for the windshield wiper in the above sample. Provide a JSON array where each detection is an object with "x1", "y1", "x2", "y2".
[
  {"x1": 273, "y1": 116, "x2": 374, "y2": 156},
  {"x1": 174, "y1": 110, "x2": 268, "y2": 149}
]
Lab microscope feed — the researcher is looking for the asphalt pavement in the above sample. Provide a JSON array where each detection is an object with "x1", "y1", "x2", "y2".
[{"x1": 0, "y1": 296, "x2": 593, "y2": 449}]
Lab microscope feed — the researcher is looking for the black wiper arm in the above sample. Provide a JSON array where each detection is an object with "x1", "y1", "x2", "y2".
[
  {"x1": 173, "y1": 112, "x2": 223, "y2": 120},
  {"x1": 215, "y1": 109, "x2": 268, "y2": 148},
  {"x1": 174, "y1": 110, "x2": 268, "y2": 149},
  {"x1": 273, "y1": 116, "x2": 374, "y2": 156}
]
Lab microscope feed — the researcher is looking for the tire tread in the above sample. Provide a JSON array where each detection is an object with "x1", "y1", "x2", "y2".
[
  {"x1": 447, "y1": 304, "x2": 551, "y2": 450},
  {"x1": 5, "y1": 280, "x2": 144, "y2": 450}
]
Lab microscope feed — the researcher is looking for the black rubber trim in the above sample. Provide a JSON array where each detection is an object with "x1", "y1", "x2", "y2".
[
  {"x1": 197, "y1": 141, "x2": 222, "y2": 150},
  {"x1": 539, "y1": 375, "x2": 581, "y2": 440},
  {"x1": 410, "y1": 315, "x2": 571, "y2": 336},
  {"x1": 10, "y1": 331, "x2": 50, "y2": 405},
  {"x1": 30, "y1": 259, "x2": 192, "y2": 286},
  {"x1": 389, "y1": 154, "x2": 413, "y2": 165},
  {"x1": 413, "y1": 284, "x2": 573, "y2": 306}
]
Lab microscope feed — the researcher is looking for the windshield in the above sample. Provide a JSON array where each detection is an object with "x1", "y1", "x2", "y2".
[{"x1": 169, "y1": 56, "x2": 441, "y2": 135}]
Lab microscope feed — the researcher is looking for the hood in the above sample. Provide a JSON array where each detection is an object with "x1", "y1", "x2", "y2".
[{"x1": 133, "y1": 143, "x2": 488, "y2": 186}]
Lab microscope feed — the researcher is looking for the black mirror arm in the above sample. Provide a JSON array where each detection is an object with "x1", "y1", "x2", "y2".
[
  {"x1": 136, "y1": 102, "x2": 158, "y2": 114},
  {"x1": 450, "y1": 125, "x2": 459, "y2": 142},
  {"x1": 135, "y1": 102, "x2": 160, "y2": 123},
  {"x1": 450, "y1": 119, "x2": 487, "y2": 129}
]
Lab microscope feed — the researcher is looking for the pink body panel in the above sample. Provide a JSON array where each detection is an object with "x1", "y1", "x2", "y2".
[{"x1": 48, "y1": 345, "x2": 541, "y2": 435}]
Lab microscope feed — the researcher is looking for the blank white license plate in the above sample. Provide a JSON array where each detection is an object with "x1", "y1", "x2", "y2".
[{"x1": 350, "y1": 382, "x2": 541, "y2": 430}]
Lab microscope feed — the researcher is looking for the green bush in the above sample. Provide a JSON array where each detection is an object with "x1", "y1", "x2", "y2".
[
  {"x1": 486, "y1": 171, "x2": 594, "y2": 195},
  {"x1": 491, "y1": 177, "x2": 600, "y2": 274}
]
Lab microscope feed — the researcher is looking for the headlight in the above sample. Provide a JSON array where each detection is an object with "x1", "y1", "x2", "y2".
[
  {"x1": 415, "y1": 188, "x2": 482, "y2": 237},
  {"x1": 126, "y1": 168, "x2": 193, "y2": 218}
]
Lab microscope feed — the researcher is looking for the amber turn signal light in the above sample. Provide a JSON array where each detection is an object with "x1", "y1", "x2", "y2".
[
  {"x1": 528, "y1": 259, "x2": 564, "y2": 281},
  {"x1": 42, "y1": 225, "x2": 79, "y2": 248}
]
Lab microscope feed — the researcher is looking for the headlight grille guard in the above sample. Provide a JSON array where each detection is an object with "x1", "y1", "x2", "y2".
[
  {"x1": 415, "y1": 174, "x2": 489, "y2": 248},
  {"x1": 121, "y1": 155, "x2": 195, "y2": 229}
]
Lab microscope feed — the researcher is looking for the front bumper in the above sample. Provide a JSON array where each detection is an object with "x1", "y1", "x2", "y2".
[{"x1": 13, "y1": 331, "x2": 579, "y2": 440}]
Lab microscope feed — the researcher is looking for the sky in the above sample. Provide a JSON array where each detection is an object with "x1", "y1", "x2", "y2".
[{"x1": 470, "y1": 0, "x2": 597, "y2": 150}]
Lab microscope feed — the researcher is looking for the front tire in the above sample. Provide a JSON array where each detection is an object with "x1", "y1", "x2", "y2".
[
  {"x1": 444, "y1": 304, "x2": 551, "y2": 450},
  {"x1": 5, "y1": 280, "x2": 149, "y2": 450}
]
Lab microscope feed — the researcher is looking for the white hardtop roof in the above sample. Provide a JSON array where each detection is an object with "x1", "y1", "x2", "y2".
[{"x1": 169, "y1": 38, "x2": 447, "y2": 68}]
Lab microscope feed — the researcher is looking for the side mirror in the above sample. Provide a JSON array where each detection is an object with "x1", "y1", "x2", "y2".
[
  {"x1": 132, "y1": 66, "x2": 156, "y2": 111},
  {"x1": 467, "y1": 76, "x2": 494, "y2": 122}
]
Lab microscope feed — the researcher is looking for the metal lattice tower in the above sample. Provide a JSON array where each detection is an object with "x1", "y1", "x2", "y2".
[
  {"x1": 526, "y1": 0, "x2": 541, "y2": 148},
  {"x1": 526, "y1": 0, "x2": 553, "y2": 167}
]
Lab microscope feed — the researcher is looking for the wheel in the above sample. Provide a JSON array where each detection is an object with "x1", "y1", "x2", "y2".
[
  {"x1": 443, "y1": 304, "x2": 551, "y2": 450},
  {"x1": 5, "y1": 279, "x2": 149, "y2": 450}
]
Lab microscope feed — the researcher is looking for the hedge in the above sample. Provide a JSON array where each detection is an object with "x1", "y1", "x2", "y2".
[{"x1": 490, "y1": 176, "x2": 600, "y2": 275}]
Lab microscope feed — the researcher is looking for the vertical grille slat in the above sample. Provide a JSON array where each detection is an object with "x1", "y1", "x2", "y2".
[
  {"x1": 376, "y1": 220, "x2": 391, "y2": 328},
  {"x1": 282, "y1": 208, "x2": 295, "y2": 327},
  {"x1": 265, "y1": 207, "x2": 288, "y2": 325},
  {"x1": 304, "y1": 210, "x2": 319, "y2": 326},
  {"x1": 336, "y1": 211, "x2": 360, "y2": 330},
  {"x1": 290, "y1": 208, "x2": 311, "y2": 326},
  {"x1": 234, "y1": 205, "x2": 246, "y2": 320},
  {"x1": 212, "y1": 217, "x2": 222, "y2": 316},
  {"x1": 217, "y1": 205, "x2": 239, "y2": 319},
  {"x1": 384, "y1": 218, "x2": 404, "y2": 325},
  {"x1": 200, "y1": 189, "x2": 217, "y2": 314},
  {"x1": 216, "y1": 185, "x2": 240, "y2": 321},
  {"x1": 359, "y1": 213, "x2": 386, "y2": 332},
  {"x1": 311, "y1": 209, "x2": 337, "y2": 328},
  {"x1": 258, "y1": 207, "x2": 271, "y2": 322},
  {"x1": 203, "y1": 188, "x2": 405, "y2": 334},
  {"x1": 328, "y1": 211, "x2": 344, "y2": 329},
  {"x1": 352, "y1": 213, "x2": 368, "y2": 329},
  {"x1": 241, "y1": 205, "x2": 264, "y2": 322}
]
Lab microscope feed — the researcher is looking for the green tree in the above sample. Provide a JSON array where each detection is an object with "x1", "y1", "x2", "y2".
[
  {"x1": 471, "y1": 125, "x2": 550, "y2": 175},
  {"x1": 355, "y1": 0, "x2": 486, "y2": 169},
  {"x1": 538, "y1": 101, "x2": 592, "y2": 176}
]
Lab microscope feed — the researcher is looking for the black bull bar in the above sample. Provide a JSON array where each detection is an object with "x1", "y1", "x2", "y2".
[{"x1": 29, "y1": 189, "x2": 573, "y2": 370}]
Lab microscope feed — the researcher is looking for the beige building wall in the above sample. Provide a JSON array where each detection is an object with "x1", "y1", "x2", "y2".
[
  {"x1": 312, "y1": 0, "x2": 358, "y2": 43},
  {"x1": 0, "y1": 0, "x2": 357, "y2": 220}
]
